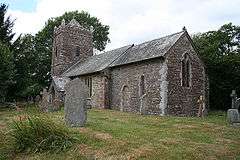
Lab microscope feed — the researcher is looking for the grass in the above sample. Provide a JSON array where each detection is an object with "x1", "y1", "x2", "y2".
[
  {"x1": 9, "y1": 115, "x2": 76, "y2": 153},
  {"x1": 0, "y1": 105, "x2": 240, "y2": 160}
]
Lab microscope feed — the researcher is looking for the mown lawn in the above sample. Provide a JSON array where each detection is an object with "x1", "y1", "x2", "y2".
[{"x1": 0, "y1": 106, "x2": 240, "y2": 160}]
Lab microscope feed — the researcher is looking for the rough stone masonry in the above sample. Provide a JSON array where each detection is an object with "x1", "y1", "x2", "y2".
[{"x1": 47, "y1": 19, "x2": 209, "y2": 117}]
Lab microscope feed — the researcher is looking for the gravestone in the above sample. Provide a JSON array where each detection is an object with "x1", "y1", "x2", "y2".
[
  {"x1": 39, "y1": 88, "x2": 49, "y2": 112},
  {"x1": 52, "y1": 99, "x2": 62, "y2": 111},
  {"x1": 197, "y1": 95, "x2": 206, "y2": 117},
  {"x1": 86, "y1": 98, "x2": 92, "y2": 109},
  {"x1": 35, "y1": 95, "x2": 41, "y2": 103},
  {"x1": 227, "y1": 90, "x2": 240, "y2": 127},
  {"x1": 64, "y1": 78, "x2": 88, "y2": 127}
]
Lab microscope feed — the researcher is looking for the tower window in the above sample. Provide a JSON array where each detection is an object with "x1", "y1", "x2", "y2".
[
  {"x1": 181, "y1": 53, "x2": 191, "y2": 87},
  {"x1": 139, "y1": 75, "x2": 145, "y2": 96},
  {"x1": 55, "y1": 47, "x2": 58, "y2": 57},
  {"x1": 76, "y1": 46, "x2": 80, "y2": 57}
]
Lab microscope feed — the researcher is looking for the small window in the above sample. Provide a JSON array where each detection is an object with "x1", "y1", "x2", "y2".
[
  {"x1": 85, "y1": 77, "x2": 92, "y2": 97},
  {"x1": 139, "y1": 75, "x2": 145, "y2": 96},
  {"x1": 181, "y1": 53, "x2": 191, "y2": 87},
  {"x1": 55, "y1": 47, "x2": 57, "y2": 57},
  {"x1": 89, "y1": 77, "x2": 92, "y2": 97},
  {"x1": 76, "y1": 46, "x2": 80, "y2": 57}
]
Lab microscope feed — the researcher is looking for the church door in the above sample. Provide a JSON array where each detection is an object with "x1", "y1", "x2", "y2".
[{"x1": 121, "y1": 85, "x2": 131, "y2": 112}]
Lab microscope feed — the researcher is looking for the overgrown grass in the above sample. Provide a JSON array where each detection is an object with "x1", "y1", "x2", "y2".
[{"x1": 9, "y1": 115, "x2": 75, "y2": 153}]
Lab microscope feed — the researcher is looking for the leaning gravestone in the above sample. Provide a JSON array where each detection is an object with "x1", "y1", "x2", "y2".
[
  {"x1": 64, "y1": 78, "x2": 88, "y2": 127},
  {"x1": 227, "y1": 90, "x2": 240, "y2": 127}
]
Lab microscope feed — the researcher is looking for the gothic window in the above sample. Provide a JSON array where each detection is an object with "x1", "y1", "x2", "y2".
[
  {"x1": 76, "y1": 46, "x2": 80, "y2": 57},
  {"x1": 85, "y1": 77, "x2": 92, "y2": 97},
  {"x1": 88, "y1": 77, "x2": 92, "y2": 97},
  {"x1": 55, "y1": 47, "x2": 58, "y2": 57},
  {"x1": 181, "y1": 53, "x2": 191, "y2": 87},
  {"x1": 139, "y1": 75, "x2": 145, "y2": 96}
]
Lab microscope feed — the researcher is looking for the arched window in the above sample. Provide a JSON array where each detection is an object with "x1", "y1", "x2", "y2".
[
  {"x1": 85, "y1": 77, "x2": 92, "y2": 97},
  {"x1": 55, "y1": 47, "x2": 58, "y2": 57},
  {"x1": 181, "y1": 53, "x2": 191, "y2": 87},
  {"x1": 139, "y1": 75, "x2": 145, "y2": 96},
  {"x1": 76, "y1": 46, "x2": 80, "y2": 57}
]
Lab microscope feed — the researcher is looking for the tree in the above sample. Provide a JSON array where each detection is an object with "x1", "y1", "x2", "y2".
[
  {"x1": 0, "y1": 3, "x2": 16, "y2": 102},
  {"x1": 0, "y1": 3, "x2": 15, "y2": 45},
  {"x1": 34, "y1": 11, "x2": 110, "y2": 87},
  {"x1": 0, "y1": 42, "x2": 15, "y2": 102},
  {"x1": 8, "y1": 34, "x2": 41, "y2": 100},
  {"x1": 193, "y1": 23, "x2": 240, "y2": 110}
]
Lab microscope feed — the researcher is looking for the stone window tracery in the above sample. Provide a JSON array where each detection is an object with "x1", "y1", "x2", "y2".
[{"x1": 181, "y1": 53, "x2": 191, "y2": 87}]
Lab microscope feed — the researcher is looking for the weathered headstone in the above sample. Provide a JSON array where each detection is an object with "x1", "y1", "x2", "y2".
[
  {"x1": 227, "y1": 109, "x2": 240, "y2": 123},
  {"x1": 86, "y1": 98, "x2": 92, "y2": 109},
  {"x1": 52, "y1": 99, "x2": 62, "y2": 111},
  {"x1": 35, "y1": 95, "x2": 41, "y2": 103},
  {"x1": 27, "y1": 96, "x2": 34, "y2": 104},
  {"x1": 227, "y1": 90, "x2": 240, "y2": 127},
  {"x1": 197, "y1": 95, "x2": 206, "y2": 117},
  {"x1": 64, "y1": 78, "x2": 88, "y2": 127},
  {"x1": 39, "y1": 88, "x2": 49, "y2": 112}
]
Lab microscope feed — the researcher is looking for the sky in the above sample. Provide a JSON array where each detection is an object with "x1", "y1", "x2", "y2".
[{"x1": 3, "y1": 0, "x2": 240, "y2": 51}]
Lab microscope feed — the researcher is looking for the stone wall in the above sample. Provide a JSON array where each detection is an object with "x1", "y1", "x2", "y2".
[
  {"x1": 165, "y1": 33, "x2": 207, "y2": 116},
  {"x1": 52, "y1": 20, "x2": 93, "y2": 76},
  {"x1": 91, "y1": 74, "x2": 109, "y2": 109},
  {"x1": 110, "y1": 59, "x2": 164, "y2": 114}
]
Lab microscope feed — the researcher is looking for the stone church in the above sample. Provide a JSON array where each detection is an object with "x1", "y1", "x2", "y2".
[{"x1": 48, "y1": 19, "x2": 208, "y2": 116}]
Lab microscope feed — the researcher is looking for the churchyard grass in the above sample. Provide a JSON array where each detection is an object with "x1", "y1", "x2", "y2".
[{"x1": 0, "y1": 105, "x2": 240, "y2": 160}]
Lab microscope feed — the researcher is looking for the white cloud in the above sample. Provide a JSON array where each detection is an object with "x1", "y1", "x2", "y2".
[{"x1": 7, "y1": 0, "x2": 240, "y2": 51}]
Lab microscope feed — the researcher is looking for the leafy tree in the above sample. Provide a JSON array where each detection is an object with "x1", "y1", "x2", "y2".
[
  {"x1": 34, "y1": 11, "x2": 110, "y2": 87},
  {"x1": 0, "y1": 3, "x2": 15, "y2": 45},
  {"x1": 0, "y1": 42, "x2": 15, "y2": 102},
  {"x1": 6, "y1": 10, "x2": 110, "y2": 101},
  {"x1": 8, "y1": 34, "x2": 41, "y2": 100},
  {"x1": 193, "y1": 23, "x2": 240, "y2": 110},
  {"x1": 0, "y1": 3, "x2": 16, "y2": 102}
]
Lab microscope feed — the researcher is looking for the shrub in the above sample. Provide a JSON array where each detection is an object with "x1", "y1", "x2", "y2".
[{"x1": 9, "y1": 115, "x2": 76, "y2": 153}]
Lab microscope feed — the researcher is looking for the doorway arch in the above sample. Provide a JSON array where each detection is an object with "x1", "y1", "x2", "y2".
[{"x1": 120, "y1": 85, "x2": 131, "y2": 112}]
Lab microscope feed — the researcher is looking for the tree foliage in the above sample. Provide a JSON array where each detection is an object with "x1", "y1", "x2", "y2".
[
  {"x1": 3, "y1": 9, "x2": 110, "y2": 101},
  {"x1": 193, "y1": 23, "x2": 240, "y2": 110},
  {"x1": 8, "y1": 34, "x2": 42, "y2": 100},
  {"x1": 0, "y1": 42, "x2": 15, "y2": 102},
  {"x1": 0, "y1": 3, "x2": 16, "y2": 102},
  {"x1": 0, "y1": 3, "x2": 15, "y2": 45}
]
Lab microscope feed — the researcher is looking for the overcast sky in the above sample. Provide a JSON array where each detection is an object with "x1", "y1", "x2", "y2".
[{"x1": 3, "y1": 0, "x2": 240, "y2": 51}]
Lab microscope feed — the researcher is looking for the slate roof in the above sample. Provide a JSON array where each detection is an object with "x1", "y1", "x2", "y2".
[
  {"x1": 62, "y1": 45, "x2": 132, "y2": 77},
  {"x1": 63, "y1": 31, "x2": 185, "y2": 77}
]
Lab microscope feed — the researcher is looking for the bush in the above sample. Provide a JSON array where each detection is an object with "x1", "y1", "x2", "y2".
[{"x1": 9, "y1": 115, "x2": 76, "y2": 153}]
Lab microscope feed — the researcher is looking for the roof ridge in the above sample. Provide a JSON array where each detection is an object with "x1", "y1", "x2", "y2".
[
  {"x1": 108, "y1": 30, "x2": 184, "y2": 67},
  {"x1": 107, "y1": 44, "x2": 134, "y2": 68},
  {"x1": 133, "y1": 30, "x2": 185, "y2": 47}
]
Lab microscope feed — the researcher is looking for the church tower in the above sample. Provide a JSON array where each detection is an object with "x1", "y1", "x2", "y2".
[{"x1": 51, "y1": 19, "x2": 93, "y2": 76}]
